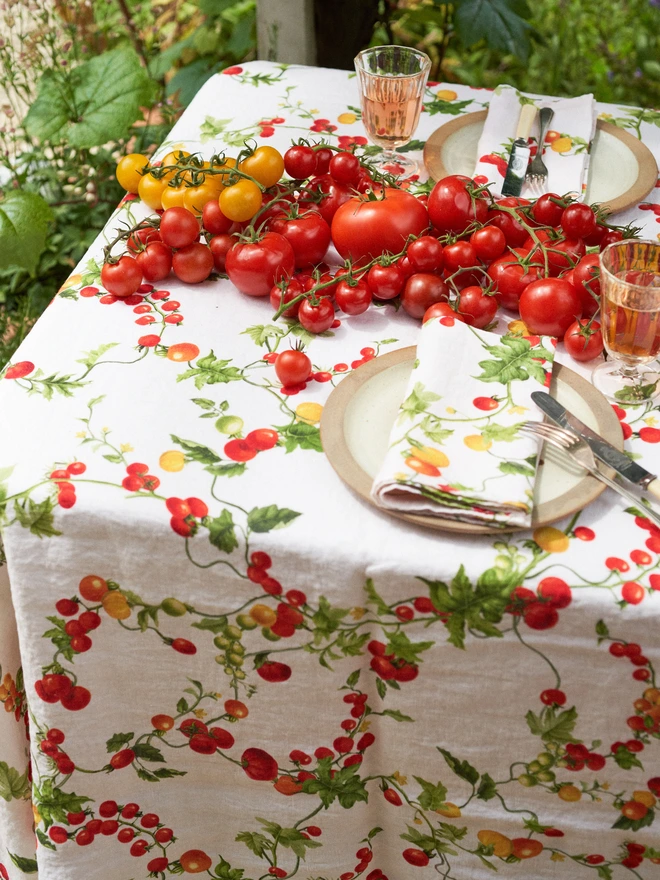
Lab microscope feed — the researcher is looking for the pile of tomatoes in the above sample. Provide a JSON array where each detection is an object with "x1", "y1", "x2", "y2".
[{"x1": 106, "y1": 139, "x2": 635, "y2": 364}]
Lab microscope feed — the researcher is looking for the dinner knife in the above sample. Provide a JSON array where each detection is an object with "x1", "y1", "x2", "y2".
[
  {"x1": 501, "y1": 104, "x2": 537, "y2": 197},
  {"x1": 531, "y1": 391, "x2": 660, "y2": 501}
]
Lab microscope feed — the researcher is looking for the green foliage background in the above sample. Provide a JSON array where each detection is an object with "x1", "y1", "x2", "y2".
[{"x1": 0, "y1": 0, "x2": 659, "y2": 368}]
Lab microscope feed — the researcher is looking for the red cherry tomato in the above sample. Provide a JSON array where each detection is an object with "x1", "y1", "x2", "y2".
[
  {"x1": 335, "y1": 279, "x2": 372, "y2": 315},
  {"x1": 298, "y1": 297, "x2": 335, "y2": 334},
  {"x1": 225, "y1": 232, "x2": 295, "y2": 296},
  {"x1": 428, "y1": 174, "x2": 488, "y2": 233},
  {"x1": 269, "y1": 210, "x2": 331, "y2": 268},
  {"x1": 407, "y1": 236, "x2": 444, "y2": 273},
  {"x1": 488, "y1": 197, "x2": 530, "y2": 248},
  {"x1": 600, "y1": 229, "x2": 624, "y2": 250},
  {"x1": 367, "y1": 263, "x2": 405, "y2": 300},
  {"x1": 127, "y1": 226, "x2": 161, "y2": 253},
  {"x1": 313, "y1": 147, "x2": 333, "y2": 175},
  {"x1": 331, "y1": 189, "x2": 428, "y2": 262},
  {"x1": 531, "y1": 193, "x2": 565, "y2": 227},
  {"x1": 423, "y1": 302, "x2": 462, "y2": 323},
  {"x1": 572, "y1": 253, "x2": 601, "y2": 317},
  {"x1": 561, "y1": 203, "x2": 597, "y2": 239},
  {"x1": 275, "y1": 349, "x2": 312, "y2": 385},
  {"x1": 443, "y1": 241, "x2": 477, "y2": 273},
  {"x1": 401, "y1": 273, "x2": 449, "y2": 319},
  {"x1": 172, "y1": 242, "x2": 214, "y2": 283},
  {"x1": 202, "y1": 200, "x2": 233, "y2": 235},
  {"x1": 564, "y1": 319, "x2": 603, "y2": 362},
  {"x1": 135, "y1": 241, "x2": 172, "y2": 282},
  {"x1": 101, "y1": 256, "x2": 142, "y2": 298},
  {"x1": 159, "y1": 207, "x2": 200, "y2": 248},
  {"x1": 458, "y1": 286, "x2": 498, "y2": 328},
  {"x1": 329, "y1": 151, "x2": 360, "y2": 185},
  {"x1": 470, "y1": 226, "x2": 506, "y2": 261},
  {"x1": 209, "y1": 234, "x2": 234, "y2": 272},
  {"x1": 284, "y1": 145, "x2": 317, "y2": 179},
  {"x1": 305, "y1": 174, "x2": 352, "y2": 224},
  {"x1": 270, "y1": 278, "x2": 303, "y2": 318},
  {"x1": 487, "y1": 249, "x2": 540, "y2": 311},
  {"x1": 519, "y1": 277, "x2": 582, "y2": 337}
]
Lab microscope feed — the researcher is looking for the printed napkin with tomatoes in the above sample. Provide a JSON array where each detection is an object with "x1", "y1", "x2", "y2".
[
  {"x1": 474, "y1": 85, "x2": 597, "y2": 199},
  {"x1": 371, "y1": 318, "x2": 555, "y2": 527}
]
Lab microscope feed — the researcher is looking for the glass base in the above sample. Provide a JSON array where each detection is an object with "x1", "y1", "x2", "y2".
[
  {"x1": 592, "y1": 359, "x2": 660, "y2": 404},
  {"x1": 369, "y1": 150, "x2": 418, "y2": 177}
]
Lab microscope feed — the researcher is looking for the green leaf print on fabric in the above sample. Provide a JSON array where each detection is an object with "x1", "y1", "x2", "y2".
[
  {"x1": 414, "y1": 776, "x2": 448, "y2": 811},
  {"x1": 475, "y1": 335, "x2": 552, "y2": 384},
  {"x1": 302, "y1": 759, "x2": 369, "y2": 809},
  {"x1": 398, "y1": 382, "x2": 441, "y2": 422},
  {"x1": 0, "y1": 763, "x2": 29, "y2": 801},
  {"x1": 207, "y1": 509, "x2": 239, "y2": 553},
  {"x1": 247, "y1": 505, "x2": 301, "y2": 533},
  {"x1": 177, "y1": 352, "x2": 243, "y2": 389},
  {"x1": 525, "y1": 705, "x2": 579, "y2": 744},
  {"x1": 13, "y1": 498, "x2": 61, "y2": 539},
  {"x1": 9, "y1": 853, "x2": 38, "y2": 873},
  {"x1": 437, "y1": 748, "x2": 480, "y2": 786}
]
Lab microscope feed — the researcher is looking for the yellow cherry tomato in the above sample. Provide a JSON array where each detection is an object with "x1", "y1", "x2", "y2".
[
  {"x1": 412, "y1": 446, "x2": 449, "y2": 468},
  {"x1": 183, "y1": 182, "x2": 220, "y2": 216},
  {"x1": 533, "y1": 526, "x2": 569, "y2": 553},
  {"x1": 249, "y1": 604, "x2": 277, "y2": 626},
  {"x1": 161, "y1": 184, "x2": 188, "y2": 210},
  {"x1": 219, "y1": 179, "x2": 263, "y2": 222},
  {"x1": 633, "y1": 790, "x2": 657, "y2": 808},
  {"x1": 116, "y1": 153, "x2": 149, "y2": 194},
  {"x1": 337, "y1": 112, "x2": 357, "y2": 124},
  {"x1": 295, "y1": 402, "x2": 323, "y2": 424},
  {"x1": 102, "y1": 591, "x2": 131, "y2": 620},
  {"x1": 557, "y1": 784, "x2": 581, "y2": 802},
  {"x1": 161, "y1": 149, "x2": 191, "y2": 171},
  {"x1": 551, "y1": 136, "x2": 572, "y2": 153},
  {"x1": 477, "y1": 831, "x2": 512, "y2": 858},
  {"x1": 435, "y1": 802, "x2": 461, "y2": 818},
  {"x1": 159, "y1": 450, "x2": 185, "y2": 472},
  {"x1": 436, "y1": 89, "x2": 457, "y2": 101},
  {"x1": 239, "y1": 146, "x2": 284, "y2": 188},
  {"x1": 138, "y1": 172, "x2": 169, "y2": 210},
  {"x1": 464, "y1": 434, "x2": 492, "y2": 452}
]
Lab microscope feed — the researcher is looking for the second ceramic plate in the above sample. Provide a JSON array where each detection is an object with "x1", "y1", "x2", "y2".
[
  {"x1": 423, "y1": 111, "x2": 657, "y2": 214},
  {"x1": 320, "y1": 348, "x2": 623, "y2": 535}
]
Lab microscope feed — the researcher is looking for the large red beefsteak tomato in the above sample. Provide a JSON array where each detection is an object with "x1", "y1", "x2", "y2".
[{"x1": 331, "y1": 189, "x2": 428, "y2": 262}]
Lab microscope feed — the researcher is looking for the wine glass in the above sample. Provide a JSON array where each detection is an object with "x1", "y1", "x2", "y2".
[
  {"x1": 354, "y1": 45, "x2": 431, "y2": 176},
  {"x1": 592, "y1": 239, "x2": 660, "y2": 403}
]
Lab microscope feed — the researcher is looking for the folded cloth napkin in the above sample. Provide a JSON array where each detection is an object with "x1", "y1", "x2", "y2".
[
  {"x1": 474, "y1": 85, "x2": 597, "y2": 200},
  {"x1": 371, "y1": 318, "x2": 555, "y2": 527}
]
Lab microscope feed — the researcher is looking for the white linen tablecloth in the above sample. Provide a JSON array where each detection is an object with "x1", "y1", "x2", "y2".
[{"x1": 0, "y1": 62, "x2": 660, "y2": 880}]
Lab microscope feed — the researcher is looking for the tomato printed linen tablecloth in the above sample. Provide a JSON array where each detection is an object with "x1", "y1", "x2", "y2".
[{"x1": 1, "y1": 61, "x2": 660, "y2": 880}]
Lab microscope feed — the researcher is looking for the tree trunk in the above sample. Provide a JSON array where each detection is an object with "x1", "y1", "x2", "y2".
[{"x1": 314, "y1": 0, "x2": 380, "y2": 70}]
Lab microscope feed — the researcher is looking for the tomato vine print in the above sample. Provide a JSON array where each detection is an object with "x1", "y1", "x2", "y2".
[{"x1": 2, "y1": 60, "x2": 660, "y2": 880}]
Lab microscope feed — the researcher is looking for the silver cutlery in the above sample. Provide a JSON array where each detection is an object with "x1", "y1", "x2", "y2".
[
  {"x1": 521, "y1": 420, "x2": 660, "y2": 528},
  {"x1": 525, "y1": 106, "x2": 554, "y2": 195},
  {"x1": 502, "y1": 104, "x2": 537, "y2": 197},
  {"x1": 532, "y1": 391, "x2": 660, "y2": 500}
]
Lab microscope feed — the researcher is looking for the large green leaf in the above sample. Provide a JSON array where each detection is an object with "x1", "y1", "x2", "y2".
[
  {"x1": 454, "y1": 0, "x2": 533, "y2": 58},
  {"x1": 25, "y1": 47, "x2": 154, "y2": 148},
  {"x1": 0, "y1": 191, "x2": 53, "y2": 273}
]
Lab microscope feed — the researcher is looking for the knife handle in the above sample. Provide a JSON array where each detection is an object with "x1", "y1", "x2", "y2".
[
  {"x1": 516, "y1": 104, "x2": 537, "y2": 140},
  {"x1": 596, "y1": 470, "x2": 660, "y2": 529},
  {"x1": 645, "y1": 478, "x2": 660, "y2": 503}
]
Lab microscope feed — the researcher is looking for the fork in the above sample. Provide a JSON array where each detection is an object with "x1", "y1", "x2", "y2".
[
  {"x1": 520, "y1": 420, "x2": 660, "y2": 528},
  {"x1": 525, "y1": 107, "x2": 554, "y2": 195}
]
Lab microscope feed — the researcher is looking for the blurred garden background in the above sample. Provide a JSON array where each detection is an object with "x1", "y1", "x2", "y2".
[{"x1": 1, "y1": 0, "x2": 660, "y2": 367}]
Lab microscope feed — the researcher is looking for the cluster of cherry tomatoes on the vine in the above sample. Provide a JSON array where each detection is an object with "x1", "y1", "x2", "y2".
[
  {"x1": 50, "y1": 461, "x2": 86, "y2": 508},
  {"x1": 107, "y1": 138, "x2": 633, "y2": 365},
  {"x1": 506, "y1": 576, "x2": 572, "y2": 630},
  {"x1": 46, "y1": 796, "x2": 178, "y2": 872}
]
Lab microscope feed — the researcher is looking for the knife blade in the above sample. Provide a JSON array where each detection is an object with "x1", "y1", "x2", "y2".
[
  {"x1": 531, "y1": 391, "x2": 660, "y2": 501},
  {"x1": 501, "y1": 104, "x2": 537, "y2": 197}
]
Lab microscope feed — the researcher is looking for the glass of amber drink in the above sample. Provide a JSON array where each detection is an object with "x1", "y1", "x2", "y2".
[
  {"x1": 593, "y1": 239, "x2": 660, "y2": 402},
  {"x1": 354, "y1": 45, "x2": 431, "y2": 176}
]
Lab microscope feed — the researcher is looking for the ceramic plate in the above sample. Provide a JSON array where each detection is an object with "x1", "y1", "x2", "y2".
[
  {"x1": 320, "y1": 348, "x2": 623, "y2": 535},
  {"x1": 423, "y1": 111, "x2": 658, "y2": 214}
]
